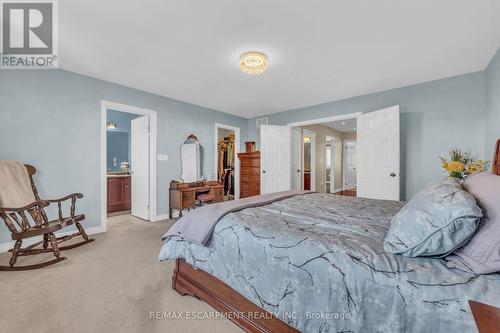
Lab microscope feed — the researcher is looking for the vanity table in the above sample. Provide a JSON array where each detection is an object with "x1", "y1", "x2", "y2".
[{"x1": 169, "y1": 180, "x2": 223, "y2": 218}]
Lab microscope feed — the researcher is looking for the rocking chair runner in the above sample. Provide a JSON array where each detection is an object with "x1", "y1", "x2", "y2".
[{"x1": 0, "y1": 162, "x2": 94, "y2": 271}]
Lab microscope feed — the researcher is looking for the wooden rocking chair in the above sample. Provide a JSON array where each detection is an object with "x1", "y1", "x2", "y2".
[{"x1": 0, "y1": 163, "x2": 94, "y2": 271}]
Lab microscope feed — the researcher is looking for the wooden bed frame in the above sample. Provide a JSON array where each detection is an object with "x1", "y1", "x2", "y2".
[
  {"x1": 172, "y1": 139, "x2": 500, "y2": 333},
  {"x1": 173, "y1": 259, "x2": 299, "y2": 333}
]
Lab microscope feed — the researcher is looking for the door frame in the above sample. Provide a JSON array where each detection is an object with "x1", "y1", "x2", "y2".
[
  {"x1": 214, "y1": 123, "x2": 240, "y2": 199},
  {"x1": 100, "y1": 100, "x2": 158, "y2": 231},
  {"x1": 302, "y1": 129, "x2": 316, "y2": 191},
  {"x1": 343, "y1": 139, "x2": 357, "y2": 191},
  {"x1": 287, "y1": 112, "x2": 363, "y2": 128},
  {"x1": 291, "y1": 127, "x2": 303, "y2": 190},
  {"x1": 325, "y1": 136, "x2": 335, "y2": 193}
]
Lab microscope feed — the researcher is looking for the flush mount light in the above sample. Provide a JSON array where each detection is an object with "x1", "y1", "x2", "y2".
[
  {"x1": 239, "y1": 51, "x2": 268, "y2": 75},
  {"x1": 107, "y1": 121, "x2": 117, "y2": 129}
]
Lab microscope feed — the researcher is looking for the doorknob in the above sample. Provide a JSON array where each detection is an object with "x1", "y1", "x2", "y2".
[
  {"x1": 296, "y1": 169, "x2": 301, "y2": 172},
  {"x1": 390, "y1": 173, "x2": 396, "y2": 177},
  {"x1": 262, "y1": 170, "x2": 266, "y2": 174}
]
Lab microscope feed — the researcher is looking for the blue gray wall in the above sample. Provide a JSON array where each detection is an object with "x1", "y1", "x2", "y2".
[
  {"x1": 0, "y1": 61, "x2": 497, "y2": 244},
  {"x1": 0, "y1": 70, "x2": 248, "y2": 243},
  {"x1": 106, "y1": 110, "x2": 138, "y2": 172},
  {"x1": 486, "y1": 48, "x2": 500, "y2": 160},
  {"x1": 247, "y1": 72, "x2": 487, "y2": 200}
]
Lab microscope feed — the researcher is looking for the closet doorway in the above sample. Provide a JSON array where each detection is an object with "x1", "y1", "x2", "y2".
[{"x1": 214, "y1": 123, "x2": 240, "y2": 200}]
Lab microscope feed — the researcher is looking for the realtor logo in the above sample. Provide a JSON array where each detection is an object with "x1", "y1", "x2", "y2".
[{"x1": 1, "y1": 0, "x2": 58, "y2": 68}]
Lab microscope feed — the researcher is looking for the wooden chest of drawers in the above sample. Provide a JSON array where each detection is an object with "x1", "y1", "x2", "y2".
[{"x1": 238, "y1": 151, "x2": 260, "y2": 198}]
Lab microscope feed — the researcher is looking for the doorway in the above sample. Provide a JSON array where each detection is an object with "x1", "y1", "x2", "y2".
[
  {"x1": 100, "y1": 101, "x2": 158, "y2": 231},
  {"x1": 288, "y1": 114, "x2": 359, "y2": 195},
  {"x1": 265, "y1": 106, "x2": 400, "y2": 200},
  {"x1": 214, "y1": 123, "x2": 240, "y2": 199}
]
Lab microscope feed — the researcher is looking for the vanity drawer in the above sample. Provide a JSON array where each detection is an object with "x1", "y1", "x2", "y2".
[
  {"x1": 182, "y1": 190, "x2": 195, "y2": 205},
  {"x1": 211, "y1": 187, "x2": 223, "y2": 196}
]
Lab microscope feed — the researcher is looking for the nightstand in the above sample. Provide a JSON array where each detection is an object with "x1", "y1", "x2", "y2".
[{"x1": 469, "y1": 300, "x2": 500, "y2": 333}]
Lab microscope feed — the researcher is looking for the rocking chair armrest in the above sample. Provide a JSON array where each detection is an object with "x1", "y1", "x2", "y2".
[
  {"x1": 45, "y1": 193, "x2": 83, "y2": 220},
  {"x1": 46, "y1": 193, "x2": 84, "y2": 203},
  {"x1": 0, "y1": 200, "x2": 50, "y2": 213}
]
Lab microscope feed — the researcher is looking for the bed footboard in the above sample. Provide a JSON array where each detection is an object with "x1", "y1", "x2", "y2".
[{"x1": 172, "y1": 258, "x2": 299, "y2": 333}]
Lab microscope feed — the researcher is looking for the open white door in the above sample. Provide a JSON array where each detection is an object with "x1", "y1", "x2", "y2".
[
  {"x1": 291, "y1": 127, "x2": 302, "y2": 190},
  {"x1": 357, "y1": 106, "x2": 400, "y2": 201},
  {"x1": 343, "y1": 140, "x2": 357, "y2": 190},
  {"x1": 131, "y1": 116, "x2": 150, "y2": 220},
  {"x1": 325, "y1": 137, "x2": 335, "y2": 193},
  {"x1": 260, "y1": 125, "x2": 291, "y2": 194}
]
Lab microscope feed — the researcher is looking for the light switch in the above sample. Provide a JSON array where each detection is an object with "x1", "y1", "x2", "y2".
[{"x1": 157, "y1": 154, "x2": 168, "y2": 161}]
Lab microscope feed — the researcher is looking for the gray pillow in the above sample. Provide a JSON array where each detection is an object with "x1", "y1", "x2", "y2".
[
  {"x1": 446, "y1": 172, "x2": 500, "y2": 274},
  {"x1": 384, "y1": 177, "x2": 482, "y2": 257}
]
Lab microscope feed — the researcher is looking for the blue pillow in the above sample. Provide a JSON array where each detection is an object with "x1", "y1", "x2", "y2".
[{"x1": 384, "y1": 177, "x2": 482, "y2": 257}]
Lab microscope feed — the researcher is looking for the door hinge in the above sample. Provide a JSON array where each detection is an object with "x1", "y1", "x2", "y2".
[{"x1": 147, "y1": 204, "x2": 150, "y2": 210}]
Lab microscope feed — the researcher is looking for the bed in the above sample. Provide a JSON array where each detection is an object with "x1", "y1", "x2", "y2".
[{"x1": 159, "y1": 141, "x2": 500, "y2": 333}]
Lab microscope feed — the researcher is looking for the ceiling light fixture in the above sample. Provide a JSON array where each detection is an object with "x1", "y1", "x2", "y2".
[
  {"x1": 107, "y1": 121, "x2": 117, "y2": 129},
  {"x1": 239, "y1": 51, "x2": 268, "y2": 75}
]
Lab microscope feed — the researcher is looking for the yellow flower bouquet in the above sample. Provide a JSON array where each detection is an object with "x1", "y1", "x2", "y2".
[{"x1": 440, "y1": 149, "x2": 489, "y2": 180}]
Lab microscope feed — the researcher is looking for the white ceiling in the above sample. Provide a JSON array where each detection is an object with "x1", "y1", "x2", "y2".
[
  {"x1": 324, "y1": 119, "x2": 357, "y2": 133},
  {"x1": 60, "y1": 0, "x2": 500, "y2": 119}
]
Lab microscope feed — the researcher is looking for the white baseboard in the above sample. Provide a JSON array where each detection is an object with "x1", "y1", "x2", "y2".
[{"x1": 0, "y1": 225, "x2": 106, "y2": 253}]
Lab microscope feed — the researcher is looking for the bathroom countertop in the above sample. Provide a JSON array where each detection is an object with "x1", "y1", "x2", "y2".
[{"x1": 107, "y1": 173, "x2": 131, "y2": 178}]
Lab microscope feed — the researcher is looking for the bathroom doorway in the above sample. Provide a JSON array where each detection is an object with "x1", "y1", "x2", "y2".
[{"x1": 100, "y1": 101, "x2": 158, "y2": 231}]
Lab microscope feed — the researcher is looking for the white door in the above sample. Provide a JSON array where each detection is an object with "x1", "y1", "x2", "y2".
[
  {"x1": 325, "y1": 137, "x2": 335, "y2": 193},
  {"x1": 291, "y1": 127, "x2": 302, "y2": 190},
  {"x1": 343, "y1": 141, "x2": 357, "y2": 190},
  {"x1": 357, "y1": 105, "x2": 400, "y2": 201},
  {"x1": 131, "y1": 116, "x2": 150, "y2": 220},
  {"x1": 260, "y1": 125, "x2": 291, "y2": 194}
]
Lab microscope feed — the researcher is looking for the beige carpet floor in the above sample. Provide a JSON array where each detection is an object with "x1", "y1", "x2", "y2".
[{"x1": 0, "y1": 215, "x2": 241, "y2": 333}]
